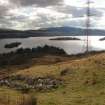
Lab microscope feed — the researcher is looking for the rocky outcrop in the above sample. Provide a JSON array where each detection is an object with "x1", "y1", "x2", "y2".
[{"x1": 0, "y1": 75, "x2": 63, "y2": 91}]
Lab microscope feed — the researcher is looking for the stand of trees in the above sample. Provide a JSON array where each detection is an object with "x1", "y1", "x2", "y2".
[{"x1": 0, "y1": 45, "x2": 67, "y2": 66}]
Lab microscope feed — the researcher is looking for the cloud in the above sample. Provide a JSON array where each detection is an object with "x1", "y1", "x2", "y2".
[
  {"x1": 0, "y1": 5, "x2": 9, "y2": 17},
  {"x1": 15, "y1": 7, "x2": 72, "y2": 30},
  {"x1": 0, "y1": 0, "x2": 105, "y2": 30},
  {"x1": 53, "y1": 5, "x2": 104, "y2": 18},
  {"x1": 9, "y1": 0, "x2": 63, "y2": 7}
]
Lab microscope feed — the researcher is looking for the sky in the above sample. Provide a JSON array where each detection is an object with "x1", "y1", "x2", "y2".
[{"x1": 0, "y1": 0, "x2": 105, "y2": 30}]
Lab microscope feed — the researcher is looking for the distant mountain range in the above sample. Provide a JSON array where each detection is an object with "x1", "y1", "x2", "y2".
[{"x1": 0, "y1": 27, "x2": 105, "y2": 39}]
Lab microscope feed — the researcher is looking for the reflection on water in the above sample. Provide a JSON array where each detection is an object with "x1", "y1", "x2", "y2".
[{"x1": 0, "y1": 36, "x2": 105, "y2": 55}]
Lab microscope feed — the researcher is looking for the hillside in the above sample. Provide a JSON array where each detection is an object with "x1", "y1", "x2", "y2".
[
  {"x1": 0, "y1": 51, "x2": 105, "y2": 105},
  {"x1": 0, "y1": 27, "x2": 105, "y2": 39}
]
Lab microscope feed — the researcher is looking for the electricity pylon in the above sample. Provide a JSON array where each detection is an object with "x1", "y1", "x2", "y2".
[
  {"x1": 85, "y1": 0, "x2": 95, "y2": 53},
  {"x1": 86, "y1": 0, "x2": 90, "y2": 53}
]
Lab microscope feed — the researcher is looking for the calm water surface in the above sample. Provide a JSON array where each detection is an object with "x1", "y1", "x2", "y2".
[{"x1": 0, "y1": 36, "x2": 105, "y2": 55}]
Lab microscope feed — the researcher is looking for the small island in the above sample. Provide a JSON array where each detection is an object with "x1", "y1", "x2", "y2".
[
  {"x1": 99, "y1": 37, "x2": 105, "y2": 41},
  {"x1": 50, "y1": 37, "x2": 81, "y2": 41},
  {"x1": 5, "y1": 42, "x2": 21, "y2": 48}
]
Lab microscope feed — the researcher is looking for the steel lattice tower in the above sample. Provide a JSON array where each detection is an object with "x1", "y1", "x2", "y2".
[{"x1": 86, "y1": 0, "x2": 91, "y2": 53}]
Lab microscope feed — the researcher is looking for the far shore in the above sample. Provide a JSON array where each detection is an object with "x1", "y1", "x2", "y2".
[
  {"x1": 49, "y1": 37, "x2": 81, "y2": 41},
  {"x1": 99, "y1": 37, "x2": 105, "y2": 41},
  {"x1": 4, "y1": 42, "x2": 21, "y2": 49}
]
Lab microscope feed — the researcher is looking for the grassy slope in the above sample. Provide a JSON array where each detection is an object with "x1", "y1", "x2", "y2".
[{"x1": 1, "y1": 53, "x2": 105, "y2": 105}]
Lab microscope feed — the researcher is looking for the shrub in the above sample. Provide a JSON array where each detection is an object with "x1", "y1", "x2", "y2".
[
  {"x1": 19, "y1": 86, "x2": 30, "y2": 94},
  {"x1": 60, "y1": 68, "x2": 69, "y2": 76}
]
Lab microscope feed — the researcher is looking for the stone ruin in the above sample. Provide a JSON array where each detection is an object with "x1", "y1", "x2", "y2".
[{"x1": 0, "y1": 75, "x2": 63, "y2": 91}]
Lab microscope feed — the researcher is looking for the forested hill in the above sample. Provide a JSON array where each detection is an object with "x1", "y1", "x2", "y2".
[{"x1": 0, "y1": 27, "x2": 105, "y2": 39}]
